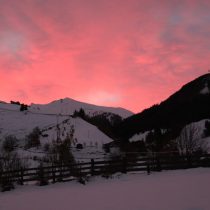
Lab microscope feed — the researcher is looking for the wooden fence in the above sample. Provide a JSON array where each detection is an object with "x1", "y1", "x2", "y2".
[{"x1": 1, "y1": 153, "x2": 210, "y2": 189}]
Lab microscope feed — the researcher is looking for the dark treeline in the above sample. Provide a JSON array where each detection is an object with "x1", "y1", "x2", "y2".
[
  {"x1": 116, "y1": 74, "x2": 210, "y2": 141},
  {"x1": 73, "y1": 108, "x2": 123, "y2": 140}
]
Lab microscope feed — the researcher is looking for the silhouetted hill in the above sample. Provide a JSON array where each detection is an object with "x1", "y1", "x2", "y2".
[{"x1": 117, "y1": 73, "x2": 210, "y2": 140}]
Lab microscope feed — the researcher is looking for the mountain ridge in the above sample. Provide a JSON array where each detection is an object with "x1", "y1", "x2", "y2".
[
  {"x1": 117, "y1": 73, "x2": 210, "y2": 140},
  {"x1": 29, "y1": 97, "x2": 133, "y2": 119}
]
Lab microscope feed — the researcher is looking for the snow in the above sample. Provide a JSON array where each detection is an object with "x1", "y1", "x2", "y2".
[
  {"x1": 1, "y1": 168, "x2": 210, "y2": 210},
  {"x1": 0, "y1": 102, "x2": 113, "y2": 145},
  {"x1": 40, "y1": 117, "x2": 113, "y2": 147},
  {"x1": 129, "y1": 131, "x2": 150, "y2": 142},
  {"x1": 30, "y1": 97, "x2": 133, "y2": 118},
  {"x1": 0, "y1": 106, "x2": 67, "y2": 139},
  {"x1": 200, "y1": 83, "x2": 210, "y2": 94},
  {"x1": 129, "y1": 129, "x2": 167, "y2": 142}
]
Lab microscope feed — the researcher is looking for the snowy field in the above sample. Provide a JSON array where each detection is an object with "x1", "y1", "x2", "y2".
[{"x1": 1, "y1": 168, "x2": 210, "y2": 210}]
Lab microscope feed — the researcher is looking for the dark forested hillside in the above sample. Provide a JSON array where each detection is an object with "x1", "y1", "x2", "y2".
[{"x1": 117, "y1": 73, "x2": 210, "y2": 140}]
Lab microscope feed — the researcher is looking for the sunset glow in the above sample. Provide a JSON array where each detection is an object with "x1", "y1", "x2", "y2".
[{"x1": 1, "y1": 0, "x2": 210, "y2": 112}]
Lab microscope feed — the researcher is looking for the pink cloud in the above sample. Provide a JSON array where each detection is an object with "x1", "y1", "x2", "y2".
[{"x1": 1, "y1": 0, "x2": 210, "y2": 112}]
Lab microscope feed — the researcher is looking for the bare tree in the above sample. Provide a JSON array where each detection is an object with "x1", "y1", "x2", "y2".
[
  {"x1": 25, "y1": 127, "x2": 41, "y2": 149},
  {"x1": 2, "y1": 135, "x2": 18, "y2": 152},
  {"x1": 176, "y1": 123, "x2": 207, "y2": 156}
]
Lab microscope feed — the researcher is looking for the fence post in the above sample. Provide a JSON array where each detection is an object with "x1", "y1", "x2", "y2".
[
  {"x1": 187, "y1": 155, "x2": 192, "y2": 168},
  {"x1": 156, "y1": 155, "x2": 162, "y2": 171},
  {"x1": 20, "y1": 167, "x2": 24, "y2": 185},
  {"x1": 52, "y1": 164, "x2": 55, "y2": 183},
  {"x1": 38, "y1": 163, "x2": 44, "y2": 185},
  {"x1": 146, "y1": 152, "x2": 152, "y2": 174},
  {"x1": 122, "y1": 156, "x2": 127, "y2": 174},
  {"x1": 147, "y1": 159, "x2": 151, "y2": 175},
  {"x1": 91, "y1": 159, "x2": 95, "y2": 176},
  {"x1": 59, "y1": 162, "x2": 63, "y2": 182},
  {"x1": 38, "y1": 162, "x2": 48, "y2": 186}
]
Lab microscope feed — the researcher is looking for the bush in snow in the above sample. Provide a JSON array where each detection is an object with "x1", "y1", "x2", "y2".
[
  {"x1": 46, "y1": 127, "x2": 79, "y2": 177},
  {"x1": 2, "y1": 135, "x2": 18, "y2": 152},
  {"x1": 0, "y1": 152, "x2": 26, "y2": 192},
  {"x1": 25, "y1": 127, "x2": 41, "y2": 149},
  {"x1": 43, "y1": 143, "x2": 50, "y2": 152}
]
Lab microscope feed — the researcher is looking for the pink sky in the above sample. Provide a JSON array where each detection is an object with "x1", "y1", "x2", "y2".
[{"x1": 1, "y1": 0, "x2": 210, "y2": 113}]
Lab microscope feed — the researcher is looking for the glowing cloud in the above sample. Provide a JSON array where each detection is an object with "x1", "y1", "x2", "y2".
[{"x1": 1, "y1": 0, "x2": 210, "y2": 112}]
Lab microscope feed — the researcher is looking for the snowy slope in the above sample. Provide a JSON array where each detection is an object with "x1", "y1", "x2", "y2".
[
  {"x1": 0, "y1": 102, "x2": 113, "y2": 147},
  {"x1": 129, "y1": 131, "x2": 150, "y2": 142},
  {"x1": 129, "y1": 129, "x2": 167, "y2": 142},
  {"x1": 40, "y1": 117, "x2": 113, "y2": 146},
  {"x1": 0, "y1": 103, "x2": 66, "y2": 139},
  {"x1": 30, "y1": 97, "x2": 133, "y2": 118}
]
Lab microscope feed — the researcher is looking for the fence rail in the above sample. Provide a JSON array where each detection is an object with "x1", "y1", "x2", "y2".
[{"x1": 1, "y1": 153, "x2": 210, "y2": 190}]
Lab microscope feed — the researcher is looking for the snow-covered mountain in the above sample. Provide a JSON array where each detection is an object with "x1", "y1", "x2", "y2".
[
  {"x1": 0, "y1": 97, "x2": 131, "y2": 140},
  {"x1": 0, "y1": 98, "x2": 133, "y2": 154},
  {"x1": 30, "y1": 97, "x2": 133, "y2": 118},
  {"x1": 0, "y1": 99, "x2": 123, "y2": 165},
  {"x1": 0, "y1": 103, "x2": 109, "y2": 143}
]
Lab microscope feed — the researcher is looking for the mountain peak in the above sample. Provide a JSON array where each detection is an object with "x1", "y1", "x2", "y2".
[{"x1": 30, "y1": 97, "x2": 133, "y2": 118}]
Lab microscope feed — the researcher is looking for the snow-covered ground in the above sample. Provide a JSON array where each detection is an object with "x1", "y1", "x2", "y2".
[{"x1": 1, "y1": 168, "x2": 210, "y2": 210}]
